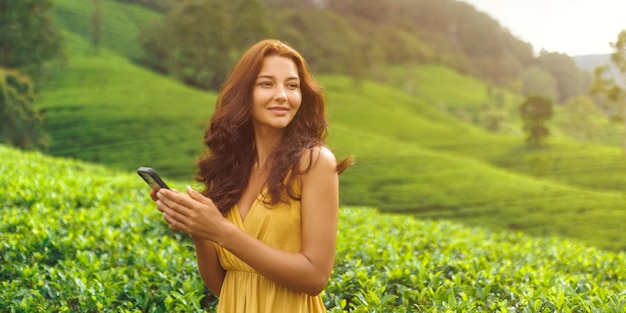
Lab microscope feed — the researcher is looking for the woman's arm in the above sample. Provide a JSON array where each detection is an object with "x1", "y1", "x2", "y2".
[
  {"x1": 151, "y1": 188, "x2": 226, "y2": 295},
  {"x1": 156, "y1": 146, "x2": 339, "y2": 295},
  {"x1": 192, "y1": 237, "x2": 226, "y2": 296}
]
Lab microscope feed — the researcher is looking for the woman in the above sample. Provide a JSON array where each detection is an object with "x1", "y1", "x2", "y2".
[{"x1": 152, "y1": 39, "x2": 352, "y2": 312}]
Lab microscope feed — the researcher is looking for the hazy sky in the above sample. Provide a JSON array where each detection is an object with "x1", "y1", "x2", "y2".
[{"x1": 460, "y1": 0, "x2": 626, "y2": 56}]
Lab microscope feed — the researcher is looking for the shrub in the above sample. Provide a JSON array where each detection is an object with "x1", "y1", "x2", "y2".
[{"x1": 2, "y1": 145, "x2": 626, "y2": 312}]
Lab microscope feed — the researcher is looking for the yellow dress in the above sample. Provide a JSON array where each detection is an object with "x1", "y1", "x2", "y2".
[{"x1": 214, "y1": 187, "x2": 327, "y2": 313}]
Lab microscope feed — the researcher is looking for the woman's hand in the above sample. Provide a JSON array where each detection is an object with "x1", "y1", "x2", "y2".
[
  {"x1": 152, "y1": 187, "x2": 227, "y2": 295},
  {"x1": 155, "y1": 186, "x2": 228, "y2": 241},
  {"x1": 149, "y1": 186, "x2": 160, "y2": 202}
]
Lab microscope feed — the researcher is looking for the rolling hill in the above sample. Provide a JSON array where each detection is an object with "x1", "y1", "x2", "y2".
[{"x1": 32, "y1": 0, "x2": 626, "y2": 251}]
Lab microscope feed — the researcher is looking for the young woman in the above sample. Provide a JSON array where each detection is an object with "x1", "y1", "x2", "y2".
[{"x1": 152, "y1": 39, "x2": 352, "y2": 312}]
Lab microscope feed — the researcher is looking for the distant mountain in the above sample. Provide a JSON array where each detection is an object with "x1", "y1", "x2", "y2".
[
  {"x1": 573, "y1": 53, "x2": 624, "y2": 86},
  {"x1": 572, "y1": 54, "x2": 611, "y2": 73}
]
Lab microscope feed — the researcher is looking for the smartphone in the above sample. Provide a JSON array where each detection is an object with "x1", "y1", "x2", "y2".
[{"x1": 137, "y1": 167, "x2": 170, "y2": 190}]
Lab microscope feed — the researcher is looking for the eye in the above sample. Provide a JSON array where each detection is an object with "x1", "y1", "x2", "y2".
[
  {"x1": 287, "y1": 82, "x2": 300, "y2": 89},
  {"x1": 258, "y1": 81, "x2": 272, "y2": 87}
]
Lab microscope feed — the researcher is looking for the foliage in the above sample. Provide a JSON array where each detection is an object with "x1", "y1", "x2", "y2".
[
  {"x1": 328, "y1": 208, "x2": 626, "y2": 312},
  {"x1": 0, "y1": 68, "x2": 49, "y2": 150},
  {"x1": 6, "y1": 0, "x2": 593, "y2": 103},
  {"x1": 520, "y1": 66, "x2": 558, "y2": 102},
  {"x1": 2, "y1": 145, "x2": 626, "y2": 312},
  {"x1": 228, "y1": 0, "x2": 274, "y2": 53},
  {"x1": 0, "y1": 0, "x2": 65, "y2": 75},
  {"x1": 0, "y1": 145, "x2": 213, "y2": 312},
  {"x1": 271, "y1": 9, "x2": 364, "y2": 78},
  {"x1": 590, "y1": 31, "x2": 626, "y2": 115},
  {"x1": 537, "y1": 51, "x2": 590, "y2": 104},
  {"x1": 554, "y1": 96, "x2": 605, "y2": 142},
  {"x1": 0, "y1": 0, "x2": 64, "y2": 152},
  {"x1": 112, "y1": 0, "x2": 584, "y2": 96},
  {"x1": 113, "y1": 0, "x2": 169, "y2": 11},
  {"x1": 326, "y1": 0, "x2": 535, "y2": 86},
  {"x1": 138, "y1": 0, "x2": 272, "y2": 90},
  {"x1": 91, "y1": 0, "x2": 103, "y2": 51},
  {"x1": 590, "y1": 30, "x2": 626, "y2": 153},
  {"x1": 520, "y1": 96, "x2": 553, "y2": 146}
]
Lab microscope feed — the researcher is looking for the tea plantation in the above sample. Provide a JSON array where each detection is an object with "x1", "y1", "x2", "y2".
[{"x1": 2, "y1": 145, "x2": 626, "y2": 312}]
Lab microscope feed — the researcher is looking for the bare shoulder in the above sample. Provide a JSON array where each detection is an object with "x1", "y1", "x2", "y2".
[{"x1": 299, "y1": 145, "x2": 338, "y2": 173}]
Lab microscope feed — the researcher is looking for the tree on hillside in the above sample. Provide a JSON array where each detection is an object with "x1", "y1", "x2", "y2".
[
  {"x1": 481, "y1": 85, "x2": 508, "y2": 132},
  {"x1": 327, "y1": 0, "x2": 393, "y2": 24},
  {"x1": 92, "y1": 0, "x2": 104, "y2": 53},
  {"x1": 228, "y1": 0, "x2": 273, "y2": 52},
  {"x1": 520, "y1": 96, "x2": 553, "y2": 147},
  {"x1": 306, "y1": 0, "x2": 534, "y2": 86},
  {"x1": 591, "y1": 30, "x2": 626, "y2": 153},
  {"x1": 263, "y1": 0, "x2": 319, "y2": 8},
  {"x1": 139, "y1": 0, "x2": 272, "y2": 90},
  {"x1": 114, "y1": 0, "x2": 169, "y2": 11},
  {"x1": 537, "y1": 51, "x2": 588, "y2": 104},
  {"x1": 557, "y1": 96, "x2": 603, "y2": 143},
  {"x1": 0, "y1": 0, "x2": 64, "y2": 75},
  {"x1": 272, "y1": 9, "x2": 364, "y2": 79},
  {"x1": 142, "y1": 0, "x2": 230, "y2": 89},
  {"x1": 0, "y1": 68, "x2": 49, "y2": 150},
  {"x1": 520, "y1": 66, "x2": 558, "y2": 102}
]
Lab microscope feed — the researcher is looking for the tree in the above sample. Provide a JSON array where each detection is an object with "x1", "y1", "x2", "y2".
[
  {"x1": 520, "y1": 66, "x2": 558, "y2": 102},
  {"x1": 114, "y1": 0, "x2": 169, "y2": 11},
  {"x1": 590, "y1": 30, "x2": 626, "y2": 153},
  {"x1": 0, "y1": 68, "x2": 49, "y2": 150},
  {"x1": 228, "y1": 0, "x2": 273, "y2": 52},
  {"x1": 139, "y1": 0, "x2": 272, "y2": 90},
  {"x1": 481, "y1": 85, "x2": 508, "y2": 132},
  {"x1": 0, "y1": 1, "x2": 60, "y2": 150},
  {"x1": 537, "y1": 50, "x2": 587, "y2": 104},
  {"x1": 271, "y1": 9, "x2": 363, "y2": 78},
  {"x1": 0, "y1": 0, "x2": 64, "y2": 75},
  {"x1": 92, "y1": 0, "x2": 104, "y2": 53},
  {"x1": 520, "y1": 96, "x2": 553, "y2": 147},
  {"x1": 557, "y1": 96, "x2": 603, "y2": 142}
]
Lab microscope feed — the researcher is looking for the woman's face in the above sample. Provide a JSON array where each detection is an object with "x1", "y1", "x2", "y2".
[{"x1": 251, "y1": 56, "x2": 302, "y2": 134}]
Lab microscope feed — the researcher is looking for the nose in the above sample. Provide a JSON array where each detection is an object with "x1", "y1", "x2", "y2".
[{"x1": 274, "y1": 86, "x2": 287, "y2": 102}]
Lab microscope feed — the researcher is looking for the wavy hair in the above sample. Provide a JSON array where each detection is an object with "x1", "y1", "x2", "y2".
[{"x1": 195, "y1": 39, "x2": 352, "y2": 213}]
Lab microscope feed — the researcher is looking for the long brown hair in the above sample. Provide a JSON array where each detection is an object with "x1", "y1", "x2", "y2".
[{"x1": 195, "y1": 39, "x2": 352, "y2": 213}]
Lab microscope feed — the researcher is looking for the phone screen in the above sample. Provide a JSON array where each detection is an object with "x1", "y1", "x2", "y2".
[{"x1": 137, "y1": 167, "x2": 170, "y2": 190}]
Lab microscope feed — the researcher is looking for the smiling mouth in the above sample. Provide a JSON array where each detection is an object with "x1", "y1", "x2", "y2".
[{"x1": 269, "y1": 107, "x2": 289, "y2": 112}]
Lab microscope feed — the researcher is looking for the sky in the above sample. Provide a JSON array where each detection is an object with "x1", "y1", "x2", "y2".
[{"x1": 460, "y1": 0, "x2": 626, "y2": 56}]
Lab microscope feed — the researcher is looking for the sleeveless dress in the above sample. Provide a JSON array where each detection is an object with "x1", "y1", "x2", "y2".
[{"x1": 214, "y1": 186, "x2": 327, "y2": 313}]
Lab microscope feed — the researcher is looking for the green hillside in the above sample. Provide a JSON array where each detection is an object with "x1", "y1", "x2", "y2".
[
  {"x1": 2, "y1": 145, "x2": 625, "y2": 312},
  {"x1": 40, "y1": 31, "x2": 215, "y2": 179},
  {"x1": 33, "y1": 0, "x2": 626, "y2": 251}
]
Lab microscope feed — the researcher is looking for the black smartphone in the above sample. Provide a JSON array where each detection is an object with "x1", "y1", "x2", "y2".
[{"x1": 137, "y1": 167, "x2": 170, "y2": 190}]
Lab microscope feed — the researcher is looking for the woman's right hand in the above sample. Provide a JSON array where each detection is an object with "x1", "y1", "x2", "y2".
[{"x1": 149, "y1": 186, "x2": 160, "y2": 202}]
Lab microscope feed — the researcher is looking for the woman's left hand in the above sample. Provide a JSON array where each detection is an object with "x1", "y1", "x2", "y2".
[{"x1": 155, "y1": 186, "x2": 227, "y2": 241}]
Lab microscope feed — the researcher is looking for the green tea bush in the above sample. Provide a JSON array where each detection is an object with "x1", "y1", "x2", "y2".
[
  {"x1": 2, "y1": 145, "x2": 626, "y2": 312},
  {"x1": 0, "y1": 146, "x2": 211, "y2": 312},
  {"x1": 328, "y1": 209, "x2": 626, "y2": 312}
]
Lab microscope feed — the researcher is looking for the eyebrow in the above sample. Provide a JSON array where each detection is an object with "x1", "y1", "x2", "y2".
[{"x1": 256, "y1": 74, "x2": 300, "y2": 80}]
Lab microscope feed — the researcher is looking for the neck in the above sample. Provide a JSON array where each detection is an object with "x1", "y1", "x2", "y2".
[{"x1": 253, "y1": 128, "x2": 283, "y2": 170}]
